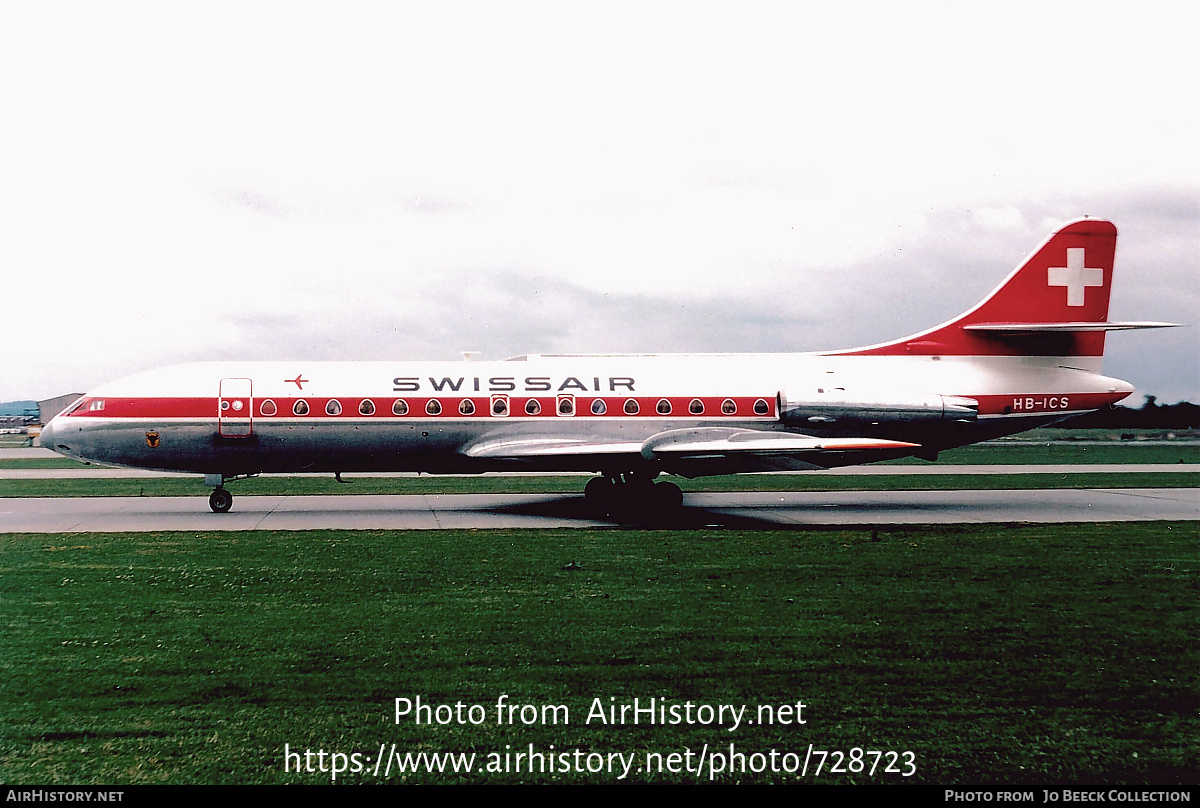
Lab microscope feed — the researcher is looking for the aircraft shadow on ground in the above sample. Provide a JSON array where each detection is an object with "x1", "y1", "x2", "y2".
[
  {"x1": 485, "y1": 494, "x2": 822, "y2": 530},
  {"x1": 482, "y1": 492, "x2": 1025, "y2": 530}
]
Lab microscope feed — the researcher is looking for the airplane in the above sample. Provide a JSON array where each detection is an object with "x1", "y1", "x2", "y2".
[{"x1": 40, "y1": 218, "x2": 1177, "y2": 514}]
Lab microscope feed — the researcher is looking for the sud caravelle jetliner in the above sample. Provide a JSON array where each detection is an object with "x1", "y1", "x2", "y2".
[{"x1": 42, "y1": 218, "x2": 1176, "y2": 514}]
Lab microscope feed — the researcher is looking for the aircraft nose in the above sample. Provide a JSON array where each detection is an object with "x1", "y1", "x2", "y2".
[{"x1": 39, "y1": 417, "x2": 59, "y2": 452}]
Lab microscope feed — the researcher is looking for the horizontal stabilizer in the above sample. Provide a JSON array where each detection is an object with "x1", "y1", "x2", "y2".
[{"x1": 963, "y1": 321, "x2": 1179, "y2": 333}]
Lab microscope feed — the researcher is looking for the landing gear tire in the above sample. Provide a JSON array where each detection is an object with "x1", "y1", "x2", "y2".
[
  {"x1": 584, "y1": 476, "x2": 616, "y2": 515},
  {"x1": 652, "y1": 481, "x2": 683, "y2": 510},
  {"x1": 631, "y1": 481, "x2": 683, "y2": 519},
  {"x1": 585, "y1": 476, "x2": 682, "y2": 519},
  {"x1": 209, "y1": 487, "x2": 233, "y2": 513}
]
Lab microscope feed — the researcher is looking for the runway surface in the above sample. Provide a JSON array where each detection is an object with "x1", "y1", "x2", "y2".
[{"x1": 2, "y1": 488, "x2": 1196, "y2": 532}]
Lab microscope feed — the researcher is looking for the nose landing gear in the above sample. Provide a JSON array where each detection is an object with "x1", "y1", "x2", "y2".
[
  {"x1": 208, "y1": 487, "x2": 233, "y2": 513},
  {"x1": 204, "y1": 473, "x2": 255, "y2": 513}
]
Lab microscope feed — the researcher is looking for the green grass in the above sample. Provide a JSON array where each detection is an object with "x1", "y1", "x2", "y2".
[
  {"x1": 999, "y1": 428, "x2": 1199, "y2": 442},
  {"x1": 881, "y1": 441, "x2": 1199, "y2": 465},
  {"x1": 0, "y1": 458, "x2": 91, "y2": 469},
  {"x1": 0, "y1": 436, "x2": 35, "y2": 447},
  {"x1": 1, "y1": 524, "x2": 1195, "y2": 784}
]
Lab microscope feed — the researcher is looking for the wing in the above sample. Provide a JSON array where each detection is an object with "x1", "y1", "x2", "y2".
[
  {"x1": 461, "y1": 427, "x2": 919, "y2": 476},
  {"x1": 461, "y1": 436, "x2": 646, "y2": 459}
]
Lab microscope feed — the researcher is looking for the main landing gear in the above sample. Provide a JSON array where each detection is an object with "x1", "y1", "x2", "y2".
[{"x1": 584, "y1": 472, "x2": 683, "y2": 517}]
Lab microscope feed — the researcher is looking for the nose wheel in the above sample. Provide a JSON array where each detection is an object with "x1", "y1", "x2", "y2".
[{"x1": 208, "y1": 487, "x2": 233, "y2": 513}]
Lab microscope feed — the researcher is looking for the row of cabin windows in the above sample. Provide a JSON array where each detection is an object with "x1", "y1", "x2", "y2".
[{"x1": 256, "y1": 397, "x2": 772, "y2": 418}]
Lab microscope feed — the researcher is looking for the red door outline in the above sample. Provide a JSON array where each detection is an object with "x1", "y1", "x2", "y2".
[{"x1": 218, "y1": 378, "x2": 253, "y2": 437}]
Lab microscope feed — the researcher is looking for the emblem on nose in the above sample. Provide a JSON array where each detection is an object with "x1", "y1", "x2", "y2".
[{"x1": 146, "y1": 432, "x2": 160, "y2": 449}]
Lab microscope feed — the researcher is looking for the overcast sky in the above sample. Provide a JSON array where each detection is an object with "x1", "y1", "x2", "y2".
[{"x1": 3, "y1": 2, "x2": 1197, "y2": 404}]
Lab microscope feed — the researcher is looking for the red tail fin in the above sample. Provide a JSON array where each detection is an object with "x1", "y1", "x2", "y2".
[{"x1": 836, "y1": 218, "x2": 1119, "y2": 357}]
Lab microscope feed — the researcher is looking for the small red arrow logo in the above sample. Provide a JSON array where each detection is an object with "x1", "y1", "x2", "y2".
[{"x1": 286, "y1": 375, "x2": 309, "y2": 390}]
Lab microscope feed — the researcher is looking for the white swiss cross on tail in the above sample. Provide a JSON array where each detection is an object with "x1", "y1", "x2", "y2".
[{"x1": 1047, "y1": 247, "x2": 1103, "y2": 307}]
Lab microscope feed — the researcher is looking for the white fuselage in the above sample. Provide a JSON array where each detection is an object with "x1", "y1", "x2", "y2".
[{"x1": 40, "y1": 351, "x2": 1132, "y2": 478}]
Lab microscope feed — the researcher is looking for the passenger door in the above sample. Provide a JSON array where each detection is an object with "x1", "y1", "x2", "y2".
[{"x1": 218, "y1": 378, "x2": 253, "y2": 437}]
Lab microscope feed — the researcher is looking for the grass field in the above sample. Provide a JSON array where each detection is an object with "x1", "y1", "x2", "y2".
[
  {"x1": 1, "y1": 471, "x2": 1198, "y2": 499},
  {"x1": 1, "y1": 523, "x2": 1195, "y2": 784}
]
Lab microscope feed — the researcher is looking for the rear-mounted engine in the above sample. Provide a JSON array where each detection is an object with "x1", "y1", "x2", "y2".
[{"x1": 779, "y1": 389, "x2": 978, "y2": 425}]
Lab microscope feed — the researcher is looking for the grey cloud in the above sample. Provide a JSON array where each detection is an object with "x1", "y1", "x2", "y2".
[{"x1": 205, "y1": 190, "x2": 1196, "y2": 401}]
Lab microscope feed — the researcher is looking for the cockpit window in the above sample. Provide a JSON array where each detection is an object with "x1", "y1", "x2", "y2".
[{"x1": 88, "y1": 400, "x2": 106, "y2": 411}]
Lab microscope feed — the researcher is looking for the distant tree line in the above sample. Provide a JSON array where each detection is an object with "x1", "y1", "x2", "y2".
[{"x1": 1063, "y1": 396, "x2": 1199, "y2": 429}]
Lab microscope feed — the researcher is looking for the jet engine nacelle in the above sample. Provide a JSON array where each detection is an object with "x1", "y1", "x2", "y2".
[{"x1": 778, "y1": 388, "x2": 978, "y2": 425}]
